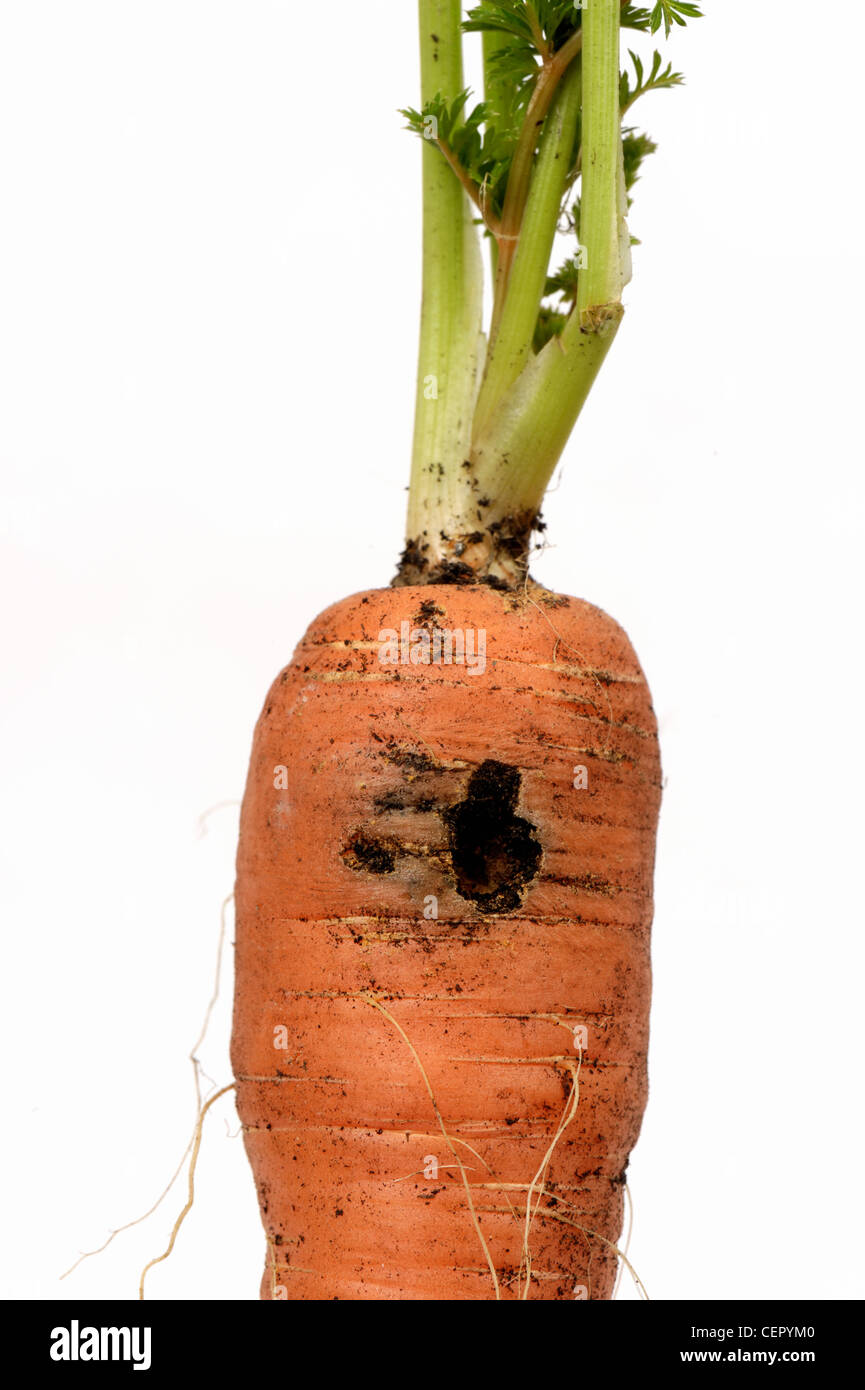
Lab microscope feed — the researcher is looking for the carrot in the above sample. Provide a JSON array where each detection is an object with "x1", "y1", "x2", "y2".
[
  {"x1": 232, "y1": 585, "x2": 661, "y2": 1299},
  {"x1": 231, "y1": 0, "x2": 698, "y2": 1300}
]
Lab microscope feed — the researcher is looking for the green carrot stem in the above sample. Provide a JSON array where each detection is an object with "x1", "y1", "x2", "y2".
[
  {"x1": 406, "y1": 1, "x2": 485, "y2": 547},
  {"x1": 470, "y1": 305, "x2": 623, "y2": 519},
  {"x1": 469, "y1": 0, "x2": 628, "y2": 527},
  {"x1": 578, "y1": 0, "x2": 625, "y2": 322},
  {"x1": 487, "y1": 27, "x2": 584, "y2": 345},
  {"x1": 471, "y1": 60, "x2": 582, "y2": 445}
]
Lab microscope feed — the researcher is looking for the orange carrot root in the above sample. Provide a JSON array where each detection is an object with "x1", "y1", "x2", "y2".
[{"x1": 232, "y1": 583, "x2": 661, "y2": 1300}]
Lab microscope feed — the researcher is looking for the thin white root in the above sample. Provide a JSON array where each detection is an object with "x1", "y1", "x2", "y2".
[
  {"x1": 195, "y1": 800, "x2": 241, "y2": 839},
  {"x1": 613, "y1": 1181, "x2": 634, "y2": 1300},
  {"x1": 385, "y1": 1164, "x2": 470, "y2": 1185},
  {"x1": 355, "y1": 1005, "x2": 634, "y2": 1302},
  {"x1": 138, "y1": 1083, "x2": 236, "y2": 1299},
  {"x1": 190, "y1": 892, "x2": 233, "y2": 1110},
  {"x1": 530, "y1": 1200, "x2": 649, "y2": 1300},
  {"x1": 520, "y1": 1049, "x2": 582, "y2": 1299},
  {"x1": 358, "y1": 992, "x2": 502, "y2": 1301},
  {"x1": 61, "y1": 892, "x2": 234, "y2": 1284}
]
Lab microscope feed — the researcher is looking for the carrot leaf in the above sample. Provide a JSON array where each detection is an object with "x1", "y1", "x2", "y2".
[
  {"x1": 620, "y1": 49, "x2": 685, "y2": 116},
  {"x1": 649, "y1": 1, "x2": 703, "y2": 38},
  {"x1": 400, "y1": 92, "x2": 516, "y2": 224},
  {"x1": 463, "y1": 1, "x2": 582, "y2": 52},
  {"x1": 622, "y1": 128, "x2": 659, "y2": 196}
]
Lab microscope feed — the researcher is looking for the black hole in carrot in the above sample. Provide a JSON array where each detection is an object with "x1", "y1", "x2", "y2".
[{"x1": 443, "y1": 760, "x2": 541, "y2": 913}]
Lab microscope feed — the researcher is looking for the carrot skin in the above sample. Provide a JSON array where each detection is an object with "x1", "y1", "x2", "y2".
[{"x1": 232, "y1": 585, "x2": 661, "y2": 1300}]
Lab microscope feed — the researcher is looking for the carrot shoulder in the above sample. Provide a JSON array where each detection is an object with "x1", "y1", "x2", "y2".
[{"x1": 231, "y1": 583, "x2": 661, "y2": 1300}]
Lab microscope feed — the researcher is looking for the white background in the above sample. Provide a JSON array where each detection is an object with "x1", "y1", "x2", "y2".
[{"x1": 1, "y1": 1, "x2": 862, "y2": 1302}]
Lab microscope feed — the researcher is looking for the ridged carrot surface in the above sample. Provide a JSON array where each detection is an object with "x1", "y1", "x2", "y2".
[{"x1": 232, "y1": 583, "x2": 661, "y2": 1300}]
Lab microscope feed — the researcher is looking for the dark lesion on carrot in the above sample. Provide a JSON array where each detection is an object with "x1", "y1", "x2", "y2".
[
  {"x1": 383, "y1": 746, "x2": 442, "y2": 775},
  {"x1": 543, "y1": 871, "x2": 619, "y2": 897},
  {"x1": 443, "y1": 759, "x2": 542, "y2": 912},
  {"x1": 340, "y1": 832, "x2": 399, "y2": 876},
  {"x1": 372, "y1": 790, "x2": 410, "y2": 813},
  {"x1": 342, "y1": 759, "x2": 543, "y2": 911}
]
